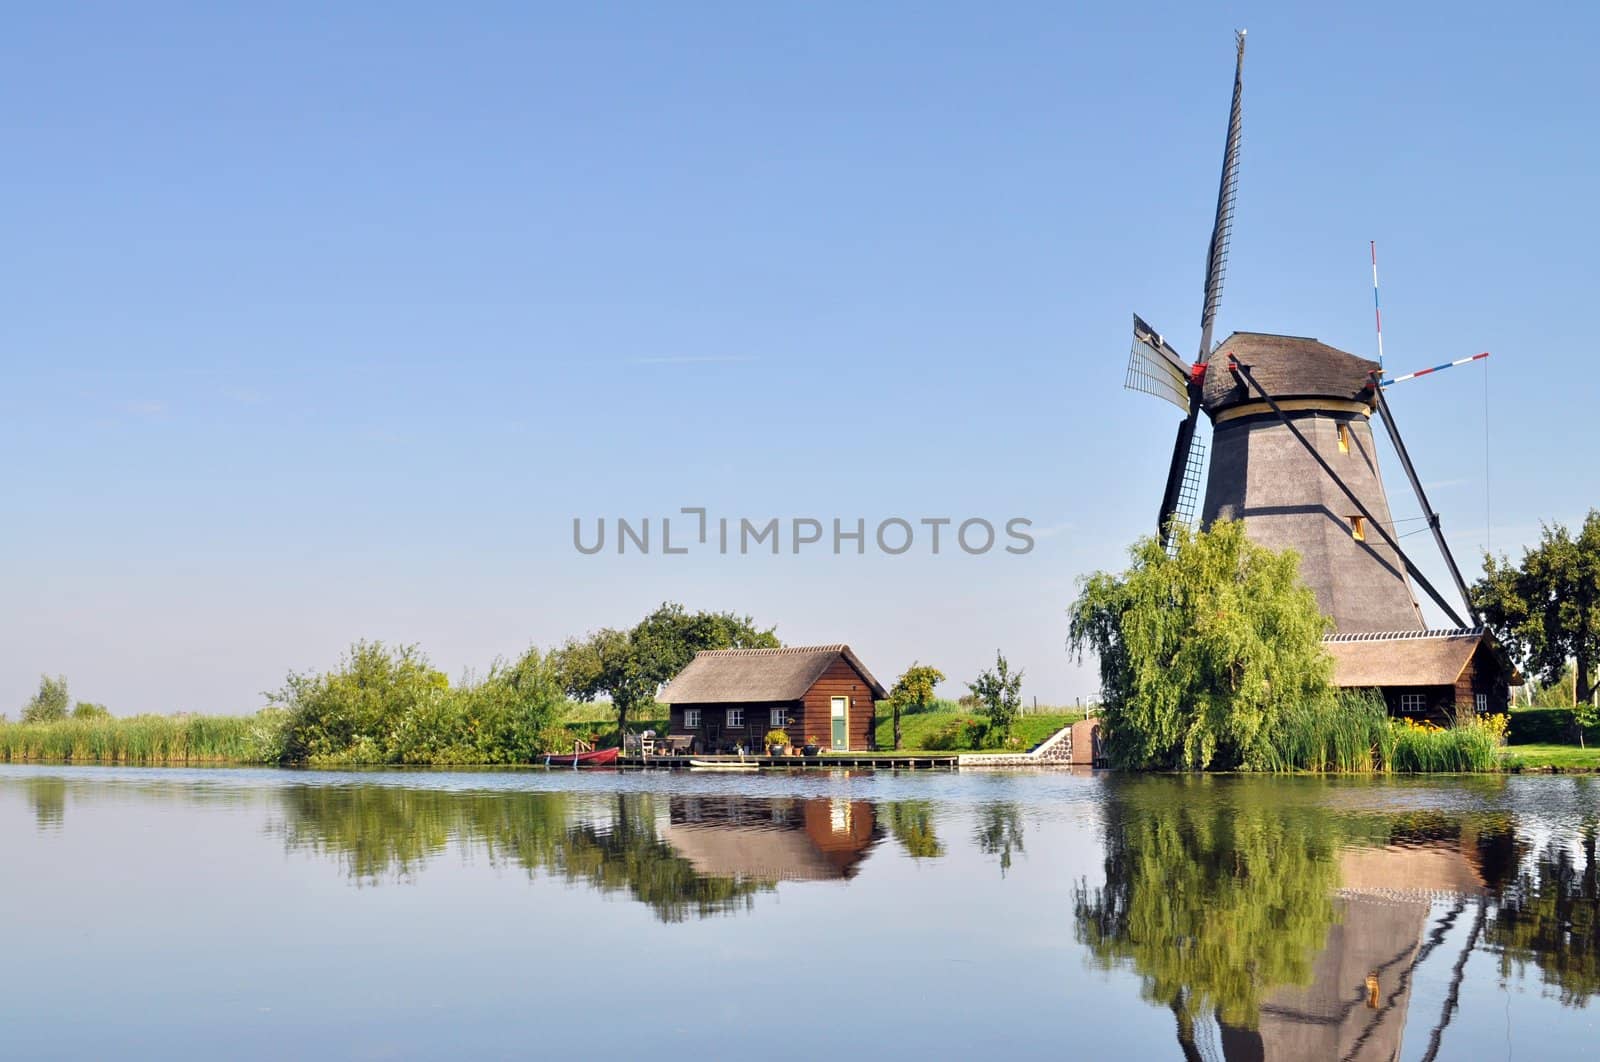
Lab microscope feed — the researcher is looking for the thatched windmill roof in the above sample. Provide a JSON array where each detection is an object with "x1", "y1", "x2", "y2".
[{"x1": 1202, "y1": 331, "x2": 1380, "y2": 415}]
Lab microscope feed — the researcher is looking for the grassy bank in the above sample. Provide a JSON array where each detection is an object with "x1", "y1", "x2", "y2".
[
  {"x1": 872, "y1": 711, "x2": 1083, "y2": 753},
  {"x1": 1502, "y1": 744, "x2": 1600, "y2": 771}
]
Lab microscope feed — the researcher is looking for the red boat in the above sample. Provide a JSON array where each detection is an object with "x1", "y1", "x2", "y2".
[{"x1": 543, "y1": 747, "x2": 620, "y2": 767}]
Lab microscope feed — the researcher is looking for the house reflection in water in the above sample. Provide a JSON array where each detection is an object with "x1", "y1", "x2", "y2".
[
  {"x1": 662, "y1": 796, "x2": 881, "y2": 884},
  {"x1": 1216, "y1": 832, "x2": 1497, "y2": 1062}
]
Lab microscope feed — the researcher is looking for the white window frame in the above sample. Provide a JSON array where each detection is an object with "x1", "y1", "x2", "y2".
[
  {"x1": 1475, "y1": 692, "x2": 1488, "y2": 714},
  {"x1": 683, "y1": 709, "x2": 700, "y2": 729},
  {"x1": 770, "y1": 707, "x2": 786, "y2": 728},
  {"x1": 726, "y1": 708, "x2": 744, "y2": 728},
  {"x1": 1399, "y1": 693, "x2": 1427, "y2": 714}
]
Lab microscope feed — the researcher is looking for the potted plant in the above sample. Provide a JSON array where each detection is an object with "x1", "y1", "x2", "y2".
[
  {"x1": 764, "y1": 729, "x2": 791, "y2": 757},
  {"x1": 802, "y1": 735, "x2": 822, "y2": 757}
]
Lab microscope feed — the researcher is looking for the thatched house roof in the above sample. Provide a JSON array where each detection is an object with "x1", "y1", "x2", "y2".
[
  {"x1": 1323, "y1": 629, "x2": 1485, "y2": 687},
  {"x1": 1203, "y1": 331, "x2": 1380, "y2": 414},
  {"x1": 659, "y1": 645, "x2": 888, "y2": 704},
  {"x1": 663, "y1": 823, "x2": 865, "y2": 882}
]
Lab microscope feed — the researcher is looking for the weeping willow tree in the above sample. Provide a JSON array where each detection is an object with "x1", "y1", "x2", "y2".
[{"x1": 1069, "y1": 521, "x2": 1334, "y2": 770}]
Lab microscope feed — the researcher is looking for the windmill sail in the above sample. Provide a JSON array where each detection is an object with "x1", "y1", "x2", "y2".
[
  {"x1": 1154, "y1": 29, "x2": 1245, "y2": 542},
  {"x1": 1198, "y1": 29, "x2": 1246, "y2": 359},
  {"x1": 1124, "y1": 313, "x2": 1191, "y2": 411}
]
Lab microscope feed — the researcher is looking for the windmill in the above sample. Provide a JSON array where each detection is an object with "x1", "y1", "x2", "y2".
[{"x1": 1120, "y1": 32, "x2": 1512, "y2": 713}]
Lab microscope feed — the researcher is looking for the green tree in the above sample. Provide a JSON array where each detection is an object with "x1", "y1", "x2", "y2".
[
  {"x1": 21, "y1": 675, "x2": 70, "y2": 723},
  {"x1": 1068, "y1": 521, "x2": 1333, "y2": 770},
  {"x1": 888, "y1": 662, "x2": 945, "y2": 751},
  {"x1": 553, "y1": 602, "x2": 778, "y2": 740},
  {"x1": 968, "y1": 652, "x2": 1023, "y2": 743},
  {"x1": 1522, "y1": 664, "x2": 1578, "y2": 708},
  {"x1": 1475, "y1": 510, "x2": 1600, "y2": 737},
  {"x1": 71, "y1": 702, "x2": 111, "y2": 720}
]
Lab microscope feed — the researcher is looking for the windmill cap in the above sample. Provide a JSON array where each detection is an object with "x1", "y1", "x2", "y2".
[{"x1": 1203, "y1": 331, "x2": 1380, "y2": 416}]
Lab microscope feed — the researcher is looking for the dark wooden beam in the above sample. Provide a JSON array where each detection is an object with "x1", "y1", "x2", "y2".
[{"x1": 1368, "y1": 373, "x2": 1482, "y2": 626}]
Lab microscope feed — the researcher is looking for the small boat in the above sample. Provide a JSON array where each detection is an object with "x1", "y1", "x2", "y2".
[
  {"x1": 544, "y1": 747, "x2": 620, "y2": 767},
  {"x1": 689, "y1": 759, "x2": 758, "y2": 771}
]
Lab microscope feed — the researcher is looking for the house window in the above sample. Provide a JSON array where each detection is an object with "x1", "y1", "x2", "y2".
[
  {"x1": 726, "y1": 708, "x2": 744, "y2": 728},
  {"x1": 1475, "y1": 692, "x2": 1488, "y2": 714},
  {"x1": 683, "y1": 709, "x2": 700, "y2": 729},
  {"x1": 1338, "y1": 423, "x2": 1351, "y2": 454},
  {"x1": 1399, "y1": 693, "x2": 1427, "y2": 714},
  {"x1": 1350, "y1": 515, "x2": 1366, "y2": 541},
  {"x1": 770, "y1": 707, "x2": 786, "y2": 728}
]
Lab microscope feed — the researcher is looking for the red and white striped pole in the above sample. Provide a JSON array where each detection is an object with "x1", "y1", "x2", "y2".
[
  {"x1": 1371, "y1": 240, "x2": 1384, "y2": 369},
  {"x1": 1381, "y1": 351, "x2": 1490, "y2": 386}
]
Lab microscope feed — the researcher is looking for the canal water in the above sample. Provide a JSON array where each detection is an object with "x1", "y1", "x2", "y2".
[{"x1": 2, "y1": 766, "x2": 1597, "y2": 1060}]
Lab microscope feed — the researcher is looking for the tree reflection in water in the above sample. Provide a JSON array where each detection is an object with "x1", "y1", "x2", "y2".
[
  {"x1": 1486, "y1": 821, "x2": 1600, "y2": 1005},
  {"x1": 1074, "y1": 777, "x2": 1349, "y2": 1035},
  {"x1": 885, "y1": 800, "x2": 945, "y2": 860},
  {"x1": 23, "y1": 777, "x2": 66, "y2": 830},
  {"x1": 1073, "y1": 775, "x2": 1600, "y2": 1061},
  {"x1": 271, "y1": 786, "x2": 881, "y2": 922},
  {"x1": 974, "y1": 802, "x2": 1025, "y2": 876}
]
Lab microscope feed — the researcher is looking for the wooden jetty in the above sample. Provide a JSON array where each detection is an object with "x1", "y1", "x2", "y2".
[{"x1": 618, "y1": 753, "x2": 958, "y2": 770}]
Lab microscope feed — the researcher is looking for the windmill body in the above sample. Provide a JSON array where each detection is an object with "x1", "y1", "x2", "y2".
[
  {"x1": 1199, "y1": 332, "x2": 1423, "y2": 632},
  {"x1": 1120, "y1": 30, "x2": 1514, "y2": 718}
]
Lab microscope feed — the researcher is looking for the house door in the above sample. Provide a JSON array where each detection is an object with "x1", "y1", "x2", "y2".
[{"x1": 830, "y1": 696, "x2": 848, "y2": 751}]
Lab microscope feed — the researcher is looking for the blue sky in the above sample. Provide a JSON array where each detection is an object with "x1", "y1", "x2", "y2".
[{"x1": 3, "y1": 2, "x2": 1596, "y2": 713}]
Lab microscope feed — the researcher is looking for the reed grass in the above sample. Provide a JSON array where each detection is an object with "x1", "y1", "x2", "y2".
[
  {"x1": 0, "y1": 710, "x2": 288, "y2": 765},
  {"x1": 1256, "y1": 692, "x2": 1388, "y2": 773},
  {"x1": 1257, "y1": 692, "x2": 1500, "y2": 773}
]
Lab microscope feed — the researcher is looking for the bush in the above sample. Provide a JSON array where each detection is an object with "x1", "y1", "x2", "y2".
[
  {"x1": 924, "y1": 719, "x2": 970, "y2": 751},
  {"x1": 1509, "y1": 707, "x2": 1600, "y2": 746},
  {"x1": 273, "y1": 641, "x2": 566, "y2": 765}
]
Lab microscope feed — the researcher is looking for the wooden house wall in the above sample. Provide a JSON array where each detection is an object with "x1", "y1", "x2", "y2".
[
  {"x1": 1371, "y1": 647, "x2": 1509, "y2": 726},
  {"x1": 798, "y1": 656, "x2": 877, "y2": 751},
  {"x1": 668, "y1": 700, "x2": 802, "y2": 753}
]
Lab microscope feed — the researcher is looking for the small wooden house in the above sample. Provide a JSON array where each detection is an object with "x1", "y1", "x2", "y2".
[
  {"x1": 1324, "y1": 628, "x2": 1513, "y2": 725},
  {"x1": 659, "y1": 644, "x2": 888, "y2": 754}
]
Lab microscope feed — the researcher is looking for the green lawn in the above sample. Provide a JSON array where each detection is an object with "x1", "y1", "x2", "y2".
[
  {"x1": 1502, "y1": 743, "x2": 1600, "y2": 771},
  {"x1": 872, "y1": 710, "x2": 1083, "y2": 754}
]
